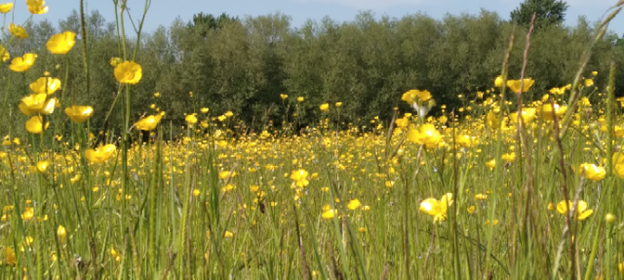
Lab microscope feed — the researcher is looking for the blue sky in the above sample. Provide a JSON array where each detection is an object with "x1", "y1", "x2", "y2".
[{"x1": 15, "y1": 0, "x2": 624, "y2": 35}]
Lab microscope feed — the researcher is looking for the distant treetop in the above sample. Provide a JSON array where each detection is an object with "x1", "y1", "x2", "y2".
[{"x1": 510, "y1": 0, "x2": 569, "y2": 29}]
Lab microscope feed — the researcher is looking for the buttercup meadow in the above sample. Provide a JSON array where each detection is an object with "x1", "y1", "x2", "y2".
[{"x1": 2, "y1": 0, "x2": 624, "y2": 279}]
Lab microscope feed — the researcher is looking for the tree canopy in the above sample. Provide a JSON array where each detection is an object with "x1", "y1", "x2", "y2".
[{"x1": 511, "y1": 0, "x2": 569, "y2": 28}]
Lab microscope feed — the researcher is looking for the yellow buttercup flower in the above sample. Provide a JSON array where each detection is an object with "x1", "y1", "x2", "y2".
[
  {"x1": 0, "y1": 3, "x2": 13, "y2": 13},
  {"x1": 5, "y1": 247, "x2": 16, "y2": 265},
  {"x1": 419, "y1": 193, "x2": 453, "y2": 223},
  {"x1": 0, "y1": 44, "x2": 9, "y2": 62},
  {"x1": 494, "y1": 75, "x2": 503, "y2": 87},
  {"x1": 322, "y1": 206, "x2": 337, "y2": 220},
  {"x1": 110, "y1": 57, "x2": 122, "y2": 67},
  {"x1": 185, "y1": 114, "x2": 198, "y2": 125},
  {"x1": 320, "y1": 103, "x2": 329, "y2": 112},
  {"x1": 8, "y1": 23, "x2": 28, "y2": 39},
  {"x1": 65, "y1": 106, "x2": 93, "y2": 123},
  {"x1": 556, "y1": 200, "x2": 593, "y2": 221},
  {"x1": 280, "y1": 93, "x2": 288, "y2": 100},
  {"x1": 347, "y1": 199, "x2": 361, "y2": 210},
  {"x1": 407, "y1": 123, "x2": 443, "y2": 148},
  {"x1": 506, "y1": 78, "x2": 534, "y2": 93},
  {"x1": 502, "y1": 152, "x2": 516, "y2": 162},
  {"x1": 36, "y1": 160, "x2": 49, "y2": 173},
  {"x1": 335, "y1": 101, "x2": 342, "y2": 107},
  {"x1": 9, "y1": 53, "x2": 37, "y2": 72},
  {"x1": 19, "y1": 93, "x2": 47, "y2": 116},
  {"x1": 30, "y1": 77, "x2": 61, "y2": 95},
  {"x1": 509, "y1": 108, "x2": 536, "y2": 124},
  {"x1": 135, "y1": 114, "x2": 163, "y2": 131},
  {"x1": 290, "y1": 169, "x2": 309, "y2": 188},
  {"x1": 46, "y1": 31, "x2": 76, "y2": 54},
  {"x1": 579, "y1": 163, "x2": 606, "y2": 181},
  {"x1": 57, "y1": 225, "x2": 67, "y2": 243},
  {"x1": 85, "y1": 144, "x2": 117, "y2": 164},
  {"x1": 401, "y1": 89, "x2": 432, "y2": 104},
  {"x1": 26, "y1": 0, "x2": 48, "y2": 14},
  {"x1": 25, "y1": 116, "x2": 49, "y2": 134},
  {"x1": 114, "y1": 61, "x2": 142, "y2": 84},
  {"x1": 584, "y1": 79, "x2": 594, "y2": 87},
  {"x1": 297, "y1": 96, "x2": 304, "y2": 102},
  {"x1": 538, "y1": 103, "x2": 566, "y2": 121},
  {"x1": 456, "y1": 134, "x2": 477, "y2": 148},
  {"x1": 200, "y1": 107, "x2": 209, "y2": 113}
]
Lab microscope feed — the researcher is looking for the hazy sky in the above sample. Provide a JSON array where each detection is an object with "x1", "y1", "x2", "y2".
[{"x1": 13, "y1": 0, "x2": 624, "y2": 35}]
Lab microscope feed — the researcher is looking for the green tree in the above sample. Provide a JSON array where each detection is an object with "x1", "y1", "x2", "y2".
[{"x1": 510, "y1": 0, "x2": 568, "y2": 29}]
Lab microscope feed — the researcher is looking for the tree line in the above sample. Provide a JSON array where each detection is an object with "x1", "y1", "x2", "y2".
[{"x1": 4, "y1": 7, "x2": 624, "y2": 137}]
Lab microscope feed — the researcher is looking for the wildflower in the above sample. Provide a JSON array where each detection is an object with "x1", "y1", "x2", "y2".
[
  {"x1": 25, "y1": 116, "x2": 49, "y2": 134},
  {"x1": 467, "y1": 205, "x2": 476, "y2": 214},
  {"x1": 280, "y1": 93, "x2": 288, "y2": 100},
  {"x1": 419, "y1": 193, "x2": 453, "y2": 223},
  {"x1": 502, "y1": 152, "x2": 515, "y2": 162},
  {"x1": 538, "y1": 103, "x2": 567, "y2": 121},
  {"x1": 605, "y1": 213, "x2": 616, "y2": 224},
  {"x1": 57, "y1": 225, "x2": 67, "y2": 243},
  {"x1": 30, "y1": 77, "x2": 62, "y2": 95},
  {"x1": 402, "y1": 89, "x2": 435, "y2": 119},
  {"x1": 85, "y1": 144, "x2": 116, "y2": 164},
  {"x1": 0, "y1": 44, "x2": 9, "y2": 61},
  {"x1": 110, "y1": 248, "x2": 122, "y2": 262},
  {"x1": 584, "y1": 79, "x2": 594, "y2": 87},
  {"x1": 591, "y1": 71, "x2": 598, "y2": 76},
  {"x1": 185, "y1": 114, "x2": 198, "y2": 125},
  {"x1": 110, "y1": 57, "x2": 121, "y2": 67},
  {"x1": 200, "y1": 107, "x2": 209, "y2": 113},
  {"x1": 395, "y1": 117, "x2": 409, "y2": 128},
  {"x1": 65, "y1": 106, "x2": 94, "y2": 123},
  {"x1": 335, "y1": 102, "x2": 342, "y2": 107},
  {"x1": 509, "y1": 108, "x2": 536, "y2": 124},
  {"x1": 19, "y1": 93, "x2": 56, "y2": 116},
  {"x1": 9, "y1": 53, "x2": 37, "y2": 72},
  {"x1": 322, "y1": 206, "x2": 337, "y2": 220},
  {"x1": 26, "y1": 0, "x2": 48, "y2": 14},
  {"x1": 556, "y1": 200, "x2": 593, "y2": 221},
  {"x1": 297, "y1": 96, "x2": 304, "y2": 102},
  {"x1": 407, "y1": 123, "x2": 443, "y2": 148},
  {"x1": 21, "y1": 207, "x2": 34, "y2": 221},
  {"x1": 218, "y1": 171, "x2": 237, "y2": 180},
  {"x1": 549, "y1": 86, "x2": 567, "y2": 95},
  {"x1": 36, "y1": 160, "x2": 49, "y2": 173},
  {"x1": 486, "y1": 159, "x2": 496, "y2": 169},
  {"x1": 114, "y1": 61, "x2": 142, "y2": 84},
  {"x1": 290, "y1": 169, "x2": 309, "y2": 188},
  {"x1": 494, "y1": 75, "x2": 503, "y2": 87},
  {"x1": 506, "y1": 78, "x2": 535, "y2": 93},
  {"x1": 8, "y1": 23, "x2": 27, "y2": 39},
  {"x1": 223, "y1": 231, "x2": 234, "y2": 238},
  {"x1": 402, "y1": 89, "x2": 432, "y2": 103},
  {"x1": 486, "y1": 110, "x2": 500, "y2": 129},
  {"x1": 578, "y1": 163, "x2": 606, "y2": 181},
  {"x1": 0, "y1": 3, "x2": 12, "y2": 13},
  {"x1": 456, "y1": 134, "x2": 477, "y2": 148},
  {"x1": 46, "y1": 31, "x2": 76, "y2": 54},
  {"x1": 475, "y1": 193, "x2": 488, "y2": 200},
  {"x1": 5, "y1": 247, "x2": 16, "y2": 265},
  {"x1": 347, "y1": 199, "x2": 361, "y2": 210},
  {"x1": 320, "y1": 103, "x2": 329, "y2": 112},
  {"x1": 134, "y1": 114, "x2": 162, "y2": 131},
  {"x1": 224, "y1": 111, "x2": 234, "y2": 118}
]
